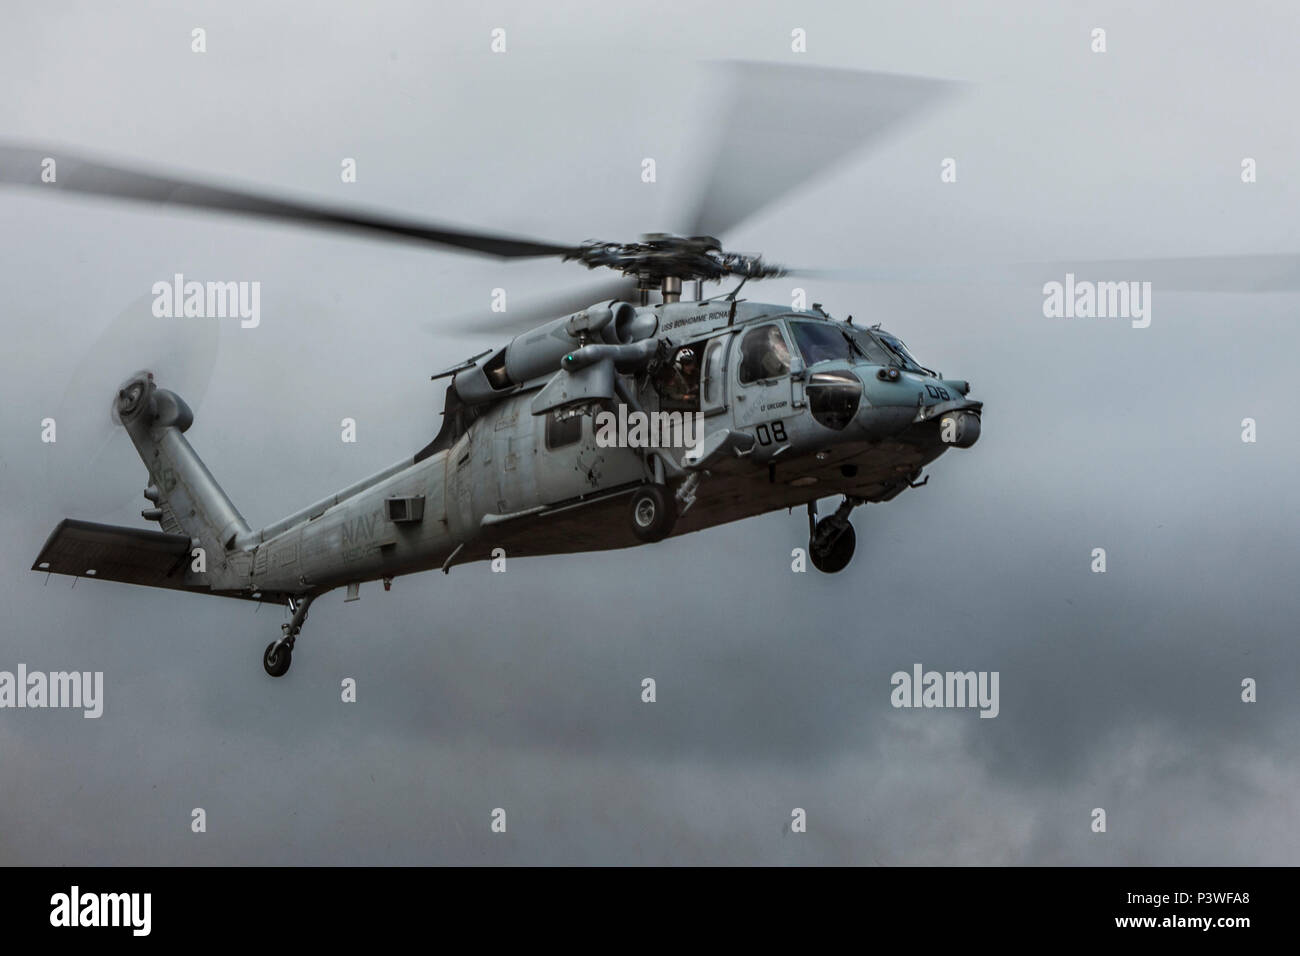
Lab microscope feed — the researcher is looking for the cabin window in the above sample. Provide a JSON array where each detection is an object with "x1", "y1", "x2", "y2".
[{"x1": 545, "y1": 407, "x2": 583, "y2": 449}]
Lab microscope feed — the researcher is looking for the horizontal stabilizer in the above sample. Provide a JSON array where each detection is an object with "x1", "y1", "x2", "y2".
[
  {"x1": 31, "y1": 519, "x2": 267, "y2": 603},
  {"x1": 33, "y1": 519, "x2": 192, "y2": 589}
]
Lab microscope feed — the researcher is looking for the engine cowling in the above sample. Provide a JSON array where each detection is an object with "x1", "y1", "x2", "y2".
[{"x1": 452, "y1": 300, "x2": 653, "y2": 404}]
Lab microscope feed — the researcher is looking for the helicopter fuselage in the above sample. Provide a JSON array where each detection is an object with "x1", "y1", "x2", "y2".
[
  {"x1": 233, "y1": 298, "x2": 981, "y2": 597},
  {"x1": 30, "y1": 296, "x2": 982, "y2": 680}
]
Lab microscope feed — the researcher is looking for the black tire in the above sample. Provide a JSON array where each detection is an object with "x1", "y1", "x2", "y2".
[
  {"x1": 629, "y1": 484, "x2": 676, "y2": 543},
  {"x1": 263, "y1": 641, "x2": 292, "y2": 678},
  {"x1": 810, "y1": 520, "x2": 856, "y2": 574}
]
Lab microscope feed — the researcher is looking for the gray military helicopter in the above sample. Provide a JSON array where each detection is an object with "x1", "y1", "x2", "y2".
[
  {"x1": 8, "y1": 63, "x2": 988, "y2": 676},
  {"x1": 28, "y1": 231, "x2": 981, "y2": 678},
  {"x1": 38, "y1": 280, "x2": 980, "y2": 679},
  {"x1": 16, "y1": 62, "x2": 1289, "y2": 677}
]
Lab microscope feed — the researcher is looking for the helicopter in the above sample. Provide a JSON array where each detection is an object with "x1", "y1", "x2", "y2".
[
  {"x1": 10, "y1": 62, "x2": 1290, "y2": 679},
  {"x1": 27, "y1": 228, "x2": 982, "y2": 679}
]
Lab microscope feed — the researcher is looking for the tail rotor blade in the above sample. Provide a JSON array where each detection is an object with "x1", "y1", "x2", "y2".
[{"x1": 43, "y1": 295, "x2": 221, "y2": 519}]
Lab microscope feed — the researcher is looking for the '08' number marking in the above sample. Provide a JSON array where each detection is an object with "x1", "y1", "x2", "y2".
[{"x1": 754, "y1": 420, "x2": 787, "y2": 446}]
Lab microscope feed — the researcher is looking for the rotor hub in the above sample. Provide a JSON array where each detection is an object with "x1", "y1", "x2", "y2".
[
  {"x1": 113, "y1": 372, "x2": 152, "y2": 423},
  {"x1": 565, "y1": 234, "x2": 785, "y2": 288}
]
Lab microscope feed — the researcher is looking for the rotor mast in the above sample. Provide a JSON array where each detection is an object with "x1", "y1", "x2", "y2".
[{"x1": 568, "y1": 233, "x2": 785, "y2": 306}]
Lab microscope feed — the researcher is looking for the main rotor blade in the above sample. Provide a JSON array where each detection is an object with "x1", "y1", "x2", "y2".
[
  {"x1": 781, "y1": 254, "x2": 1300, "y2": 292},
  {"x1": 0, "y1": 142, "x2": 577, "y2": 259},
  {"x1": 683, "y1": 62, "x2": 959, "y2": 240},
  {"x1": 778, "y1": 263, "x2": 994, "y2": 283}
]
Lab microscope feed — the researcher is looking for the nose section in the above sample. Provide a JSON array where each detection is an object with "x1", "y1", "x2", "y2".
[
  {"x1": 852, "y1": 367, "x2": 983, "y2": 445},
  {"x1": 859, "y1": 365, "x2": 923, "y2": 411}
]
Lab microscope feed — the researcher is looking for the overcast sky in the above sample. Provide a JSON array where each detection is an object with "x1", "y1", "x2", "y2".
[{"x1": 2, "y1": 0, "x2": 1298, "y2": 864}]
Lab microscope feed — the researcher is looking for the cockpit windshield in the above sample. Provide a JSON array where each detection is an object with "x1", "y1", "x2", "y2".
[
  {"x1": 873, "y1": 331, "x2": 928, "y2": 374},
  {"x1": 789, "y1": 321, "x2": 854, "y2": 366},
  {"x1": 787, "y1": 319, "x2": 932, "y2": 375},
  {"x1": 843, "y1": 328, "x2": 894, "y2": 366}
]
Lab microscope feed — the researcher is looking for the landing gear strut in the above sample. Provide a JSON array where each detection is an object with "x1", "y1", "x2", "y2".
[
  {"x1": 263, "y1": 594, "x2": 314, "y2": 677},
  {"x1": 807, "y1": 497, "x2": 863, "y2": 574}
]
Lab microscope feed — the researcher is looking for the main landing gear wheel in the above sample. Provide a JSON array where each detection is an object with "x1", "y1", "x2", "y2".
[
  {"x1": 810, "y1": 518, "x2": 857, "y2": 574},
  {"x1": 263, "y1": 594, "x2": 313, "y2": 678},
  {"x1": 263, "y1": 640, "x2": 292, "y2": 677},
  {"x1": 629, "y1": 484, "x2": 676, "y2": 543}
]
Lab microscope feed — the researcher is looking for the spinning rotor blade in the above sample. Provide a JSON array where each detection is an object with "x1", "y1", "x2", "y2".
[
  {"x1": 776, "y1": 263, "x2": 992, "y2": 283},
  {"x1": 776, "y1": 254, "x2": 1300, "y2": 292},
  {"x1": 446, "y1": 259, "x2": 994, "y2": 337},
  {"x1": 683, "y1": 62, "x2": 958, "y2": 240},
  {"x1": 43, "y1": 294, "x2": 220, "y2": 519},
  {"x1": 0, "y1": 62, "x2": 962, "y2": 322},
  {"x1": 0, "y1": 142, "x2": 577, "y2": 259}
]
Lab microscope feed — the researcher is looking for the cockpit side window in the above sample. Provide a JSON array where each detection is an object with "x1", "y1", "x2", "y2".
[{"x1": 738, "y1": 324, "x2": 791, "y2": 384}]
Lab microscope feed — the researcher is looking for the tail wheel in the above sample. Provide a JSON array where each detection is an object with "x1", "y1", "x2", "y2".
[
  {"x1": 263, "y1": 641, "x2": 292, "y2": 678},
  {"x1": 629, "y1": 485, "x2": 676, "y2": 543},
  {"x1": 810, "y1": 520, "x2": 856, "y2": 574}
]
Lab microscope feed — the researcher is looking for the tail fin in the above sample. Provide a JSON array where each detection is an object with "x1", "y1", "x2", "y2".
[{"x1": 116, "y1": 372, "x2": 250, "y2": 554}]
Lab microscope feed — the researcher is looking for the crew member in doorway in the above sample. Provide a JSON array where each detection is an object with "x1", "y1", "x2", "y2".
[{"x1": 657, "y1": 346, "x2": 700, "y2": 406}]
